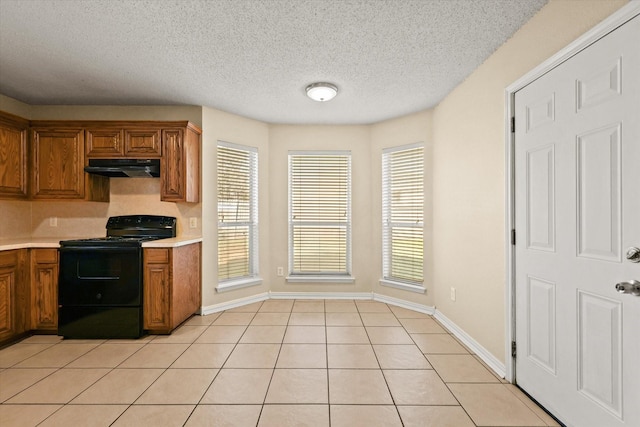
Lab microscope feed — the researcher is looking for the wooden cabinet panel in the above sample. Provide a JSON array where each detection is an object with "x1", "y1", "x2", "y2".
[
  {"x1": 125, "y1": 128, "x2": 161, "y2": 157},
  {"x1": 86, "y1": 128, "x2": 124, "y2": 157},
  {"x1": 0, "y1": 111, "x2": 29, "y2": 199},
  {"x1": 143, "y1": 251, "x2": 171, "y2": 331},
  {"x1": 160, "y1": 129, "x2": 184, "y2": 202},
  {"x1": 0, "y1": 265, "x2": 15, "y2": 341},
  {"x1": 30, "y1": 249, "x2": 58, "y2": 331},
  {"x1": 0, "y1": 250, "x2": 29, "y2": 345},
  {"x1": 31, "y1": 126, "x2": 109, "y2": 201},
  {"x1": 171, "y1": 243, "x2": 201, "y2": 327},
  {"x1": 31, "y1": 127, "x2": 85, "y2": 199},
  {"x1": 161, "y1": 125, "x2": 200, "y2": 203},
  {"x1": 143, "y1": 244, "x2": 201, "y2": 334}
]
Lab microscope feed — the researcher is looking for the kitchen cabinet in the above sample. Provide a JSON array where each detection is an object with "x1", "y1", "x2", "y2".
[
  {"x1": 161, "y1": 124, "x2": 201, "y2": 203},
  {"x1": 0, "y1": 111, "x2": 29, "y2": 199},
  {"x1": 30, "y1": 249, "x2": 58, "y2": 332},
  {"x1": 31, "y1": 125, "x2": 109, "y2": 201},
  {"x1": 0, "y1": 250, "x2": 29, "y2": 345},
  {"x1": 143, "y1": 243, "x2": 201, "y2": 334},
  {"x1": 86, "y1": 126, "x2": 161, "y2": 158},
  {"x1": 124, "y1": 128, "x2": 162, "y2": 157},
  {"x1": 86, "y1": 128, "x2": 124, "y2": 157}
]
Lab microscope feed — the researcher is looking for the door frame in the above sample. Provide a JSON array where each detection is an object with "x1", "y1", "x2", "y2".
[{"x1": 504, "y1": 2, "x2": 640, "y2": 384}]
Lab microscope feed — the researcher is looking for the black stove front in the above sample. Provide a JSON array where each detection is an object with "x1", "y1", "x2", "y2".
[{"x1": 58, "y1": 215, "x2": 176, "y2": 339}]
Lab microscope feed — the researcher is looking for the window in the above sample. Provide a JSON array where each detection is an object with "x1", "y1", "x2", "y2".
[
  {"x1": 217, "y1": 141, "x2": 258, "y2": 285},
  {"x1": 288, "y1": 151, "x2": 352, "y2": 279},
  {"x1": 382, "y1": 143, "x2": 424, "y2": 288}
]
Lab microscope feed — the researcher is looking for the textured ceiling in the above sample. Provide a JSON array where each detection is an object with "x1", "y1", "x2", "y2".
[{"x1": 0, "y1": 0, "x2": 547, "y2": 124}]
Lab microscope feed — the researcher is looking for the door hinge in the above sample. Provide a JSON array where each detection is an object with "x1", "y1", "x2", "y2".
[
  {"x1": 511, "y1": 116, "x2": 515, "y2": 133},
  {"x1": 511, "y1": 341, "x2": 517, "y2": 358},
  {"x1": 511, "y1": 229, "x2": 516, "y2": 245}
]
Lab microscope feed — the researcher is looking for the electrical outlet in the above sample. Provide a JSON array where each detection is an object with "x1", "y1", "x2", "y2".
[
  {"x1": 189, "y1": 217, "x2": 198, "y2": 228},
  {"x1": 450, "y1": 287, "x2": 456, "y2": 301},
  {"x1": 277, "y1": 267, "x2": 284, "y2": 277},
  {"x1": 49, "y1": 217, "x2": 58, "y2": 227}
]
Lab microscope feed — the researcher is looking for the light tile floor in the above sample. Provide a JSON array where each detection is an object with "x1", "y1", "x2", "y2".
[{"x1": 0, "y1": 300, "x2": 561, "y2": 427}]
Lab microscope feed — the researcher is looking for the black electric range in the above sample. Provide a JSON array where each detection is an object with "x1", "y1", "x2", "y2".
[{"x1": 58, "y1": 215, "x2": 177, "y2": 339}]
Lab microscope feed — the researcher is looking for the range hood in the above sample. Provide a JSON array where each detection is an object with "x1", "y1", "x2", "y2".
[{"x1": 84, "y1": 158, "x2": 160, "y2": 178}]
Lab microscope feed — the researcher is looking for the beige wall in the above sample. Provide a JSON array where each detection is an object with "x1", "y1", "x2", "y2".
[
  {"x1": 431, "y1": 0, "x2": 627, "y2": 363},
  {"x1": 201, "y1": 107, "x2": 271, "y2": 308},
  {"x1": 370, "y1": 111, "x2": 434, "y2": 306}
]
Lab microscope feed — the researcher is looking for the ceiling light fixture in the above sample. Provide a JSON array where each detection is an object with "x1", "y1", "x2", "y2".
[{"x1": 306, "y1": 82, "x2": 338, "y2": 102}]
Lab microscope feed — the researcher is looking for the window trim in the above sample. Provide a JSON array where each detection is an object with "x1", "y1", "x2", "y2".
[
  {"x1": 288, "y1": 150, "x2": 353, "y2": 278},
  {"x1": 216, "y1": 140, "x2": 260, "y2": 286}
]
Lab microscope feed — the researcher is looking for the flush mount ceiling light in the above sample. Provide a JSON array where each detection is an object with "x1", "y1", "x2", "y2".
[{"x1": 305, "y1": 82, "x2": 338, "y2": 102}]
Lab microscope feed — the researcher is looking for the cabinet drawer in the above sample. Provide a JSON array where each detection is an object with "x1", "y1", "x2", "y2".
[
  {"x1": 33, "y1": 249, "x2": 58, "y2": 264},
  {"x1": 0, "y1": 250, "x2": 18, "y2": 267},
  {"x1": 144, "y1": 248, "x2": 170, "y2": 264}
]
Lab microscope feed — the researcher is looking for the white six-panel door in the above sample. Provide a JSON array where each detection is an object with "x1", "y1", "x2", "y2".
[{"x1": 514, "y1": 15, "x2": 639, "y2": 427}]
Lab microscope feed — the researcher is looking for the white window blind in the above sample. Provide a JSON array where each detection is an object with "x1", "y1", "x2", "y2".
[
  {"x1": 289, "y1": 151, "x2": 351, "y2": 276},
  {"x1": 382, "y1": 143, "x2": 424, "y2": 284},
  {"x1": 217, "y1": 141, "x2": 258, "y2": 282}
]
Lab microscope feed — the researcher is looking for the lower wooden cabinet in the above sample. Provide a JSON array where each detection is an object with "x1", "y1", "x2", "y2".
[
  {"x1": 143, "y1": 243, "x2": 201, "y2": 334},
  {"x1": 0, "y1": 250, "x2": 29, "y2": 345},
  {"x1": 30, "y1": 249, "x2": 58, "y2": 332}
]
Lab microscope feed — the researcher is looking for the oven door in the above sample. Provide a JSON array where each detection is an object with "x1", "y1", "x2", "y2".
[
  {"x1": 58, "y1": 246, "x2": 143, "y2": 339},
  {"x1": 59, "y1": 246, "x2": 142, "y2": 306}
]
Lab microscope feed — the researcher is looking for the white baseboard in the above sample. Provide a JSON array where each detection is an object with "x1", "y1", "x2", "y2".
[
  {"x1": 434, "y1": 309, "x2": 506, "y2": 379},
  {"x1": 373, "y1": 293, "x2": 435, "y2": 315},
  {"x1": 200, "y1": 292, "x2": 269, "y2": 315},
  {"x1": 268, "y1": 291, "x2": 373, "y2": 300}
]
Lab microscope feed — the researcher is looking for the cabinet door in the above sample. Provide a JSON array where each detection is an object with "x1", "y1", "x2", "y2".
[
  {"x1": 160, "y1": 129, "x2": 185, "y2": 202},
  {"x1": 0, "y1": 113, "x2": 28, "y2": 199},
  {"x1": 31, "y1": 128, "x2": 85, "y2": 199},
  {"x1": 125, "y1": 128, "x2": 161, "y2": 157},
  {"x1": 86, "y1": 128, "x2": 124, "y2": 157},
  {"x1": 161, "y1": 127, "x2": 200, "y2": 203},
  {"x1": 143, "y1": 249, "x2": 171, "y2": 331},
  {"x1": 31, "y1": 249, "x2": 58, "y2": 331},
  {"x1": 0, "y1": 250, "x2": 26, "y2": 343},
  {"x1": 0, "y1": 265, "x2": 15, "y2": 341}
]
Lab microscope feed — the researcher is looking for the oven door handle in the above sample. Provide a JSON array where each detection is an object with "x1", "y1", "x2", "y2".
[{"x1": 76, "y1": 274, "x2": 120, "y2": 280}]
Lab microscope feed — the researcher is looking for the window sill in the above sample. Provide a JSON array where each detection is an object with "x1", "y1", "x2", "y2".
[
  {"x1": 286, "y1": 275, "x2": 355, "y2": 284},
  {"x1": 216, "y1": 277, "x2": 263, "y2": 293},
  {"x1": 379, "y1": 279, "x2": 426, "y2": 294}
]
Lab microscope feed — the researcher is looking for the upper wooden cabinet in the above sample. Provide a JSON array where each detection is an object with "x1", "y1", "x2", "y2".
[
  {"x1": 0, "y1": 111, "x2": 29, "y2": 199},
  {"x1": 30, "y1": 126, "x2": 109, "y2": 201},
  {"x1": 0, "y1": 113, "x2": 200, "y2": 203},
  {"x1": 125, "y1": 128, "x2": 162, "y2": 157},
  {"x1": 86, "y1": 128, "x2": 124, "y2": 157},
  {"x1": 86, "y1": 126, "x2": 162, "y2": 158},
  {"x1": 161, "y1": 124, "x2": 200, "y2": 203},
  {"x1": 31, "y1": 126, "x2": 85, "y2": 199}
]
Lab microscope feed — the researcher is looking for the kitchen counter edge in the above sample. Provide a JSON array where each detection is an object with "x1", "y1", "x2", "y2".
[{"x1": 0, "y1": 236, "x2": 203, "y2": 251}]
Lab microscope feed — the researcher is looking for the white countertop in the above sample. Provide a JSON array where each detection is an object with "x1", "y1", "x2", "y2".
[
  {"x1": 142, "y1": 237, "x2": 202, "y2": 248},
  {"x1": 0, "y1": 236, "x2": 202, "y2": 251}
]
